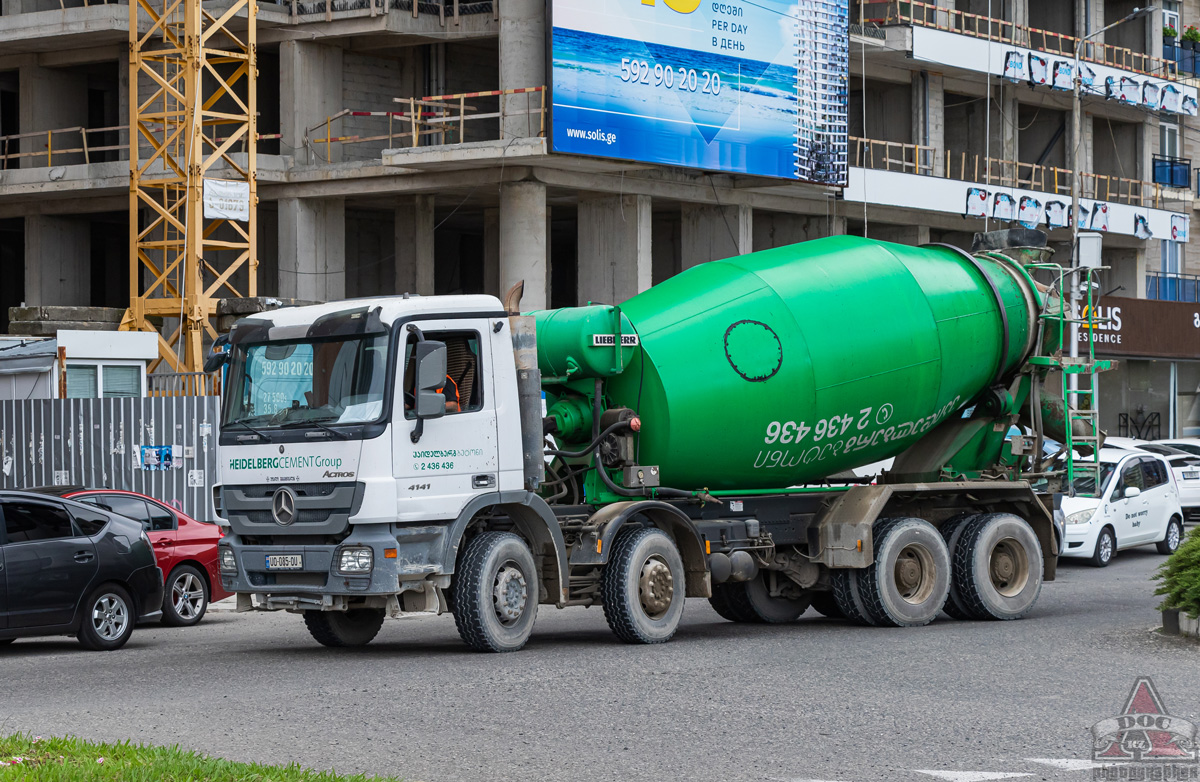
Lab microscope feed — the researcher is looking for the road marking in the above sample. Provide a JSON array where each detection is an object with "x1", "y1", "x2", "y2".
[
  {"x1": 915, "y1": 773, "x2": 1033, "y2": 781},
  {"x1": 1025, "y1": 759, "x2": 1098, "y2": 771}
]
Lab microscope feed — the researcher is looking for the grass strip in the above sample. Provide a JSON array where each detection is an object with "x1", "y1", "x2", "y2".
[{"x1": 0, "y1": 734, "x2": 404, "y2": 782}]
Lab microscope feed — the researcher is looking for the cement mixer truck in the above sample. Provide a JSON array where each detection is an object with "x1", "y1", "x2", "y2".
[{"x1": 206, "y1": 229, "x2": 1086, "y2": 652}]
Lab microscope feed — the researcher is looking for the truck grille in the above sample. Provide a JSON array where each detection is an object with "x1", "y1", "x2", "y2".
[{"x1": 221, "y1": 482, "x2": 362, "y2": 536}]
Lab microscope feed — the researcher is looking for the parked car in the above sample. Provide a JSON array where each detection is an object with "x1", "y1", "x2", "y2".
[
  {"x1": 1059, "y1": 448, "x2": 1185, "y2": 567},
  {"x1": 0, "y1": 490, "x2": 163, "y2": 650},
  {"x1": 1101, "y1": 438, "x2": 1200, "y2": 523},
  {"x1": 25, "y1": 487, "x2": 230, "y2": 626},
  {"x1": 1152, "y1": 438, "x2": 1200, "y2": 458}
]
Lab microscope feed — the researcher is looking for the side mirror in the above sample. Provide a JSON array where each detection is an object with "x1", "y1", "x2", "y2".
[
  {"x1": 1123, "y1": 486, "x2": 1141, "y2": 499},
  {"x1": 204, "y1": 334, "x2": 231, "y2": 374},
  {"x1": 413, "y1": 340, "x2": 447, "y2": 421}
]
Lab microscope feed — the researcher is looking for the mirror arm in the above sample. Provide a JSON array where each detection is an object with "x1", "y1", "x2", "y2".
[
  {"x1": 407, "y1": 324, "x2": 426, "y2": 342},
  {"x1": 411, "y1": 417, "x2": 425, "y2": 444}
]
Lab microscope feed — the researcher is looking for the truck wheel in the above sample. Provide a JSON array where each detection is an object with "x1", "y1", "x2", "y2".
[
  {"x1": 810, "y1": 592, "x2": 843, "y2": 618},
  {"x1": 709, "y1": 575, "x2": 809, "y2": 623},
  {"x1": 1157, "y1": 517, "x2": 1183, "y2": 555},
  {"x1": 601, "y1": 527, "x2": 685, "y2": 644},
  {"x1": 452, "y1": 531, "x2": 539, "y2": 653},
  {"x1": 303, "y1": 609, "x2": 385, "y2": 647},
  {"x1": 939, "y1": 513, "x2": 981, "y2": 620},
  {"x1": 831, "y1": 569, "x2": 877, "y2": 626},
  {"x1": 857, "y1": 517, "x2": 951, "y2": 627},
  {"x1": 708, "y1": 583, "x2": 760, "y2": 623},
  {"x1": 952, "y1": 513, "x2": 1043, "y2": 620}
]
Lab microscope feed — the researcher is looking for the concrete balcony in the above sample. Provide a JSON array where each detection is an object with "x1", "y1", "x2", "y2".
[{"x1": 844, "y1": 136, "x2": 1192, "y2": 244}]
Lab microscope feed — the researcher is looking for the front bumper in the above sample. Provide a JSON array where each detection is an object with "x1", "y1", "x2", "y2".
[
  {"x1": 1059, "y1": 519, "x2": 1102, "y2": 558},
  {"x1": 220, "y1": 523, "x2": 453, "y2": 608}
]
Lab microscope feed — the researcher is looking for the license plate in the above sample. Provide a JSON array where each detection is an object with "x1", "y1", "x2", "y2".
[
  {"x1": 1184, "y1": 471, "x2": 1200, "y2": 481},
  {"x1": 265, "y1": 554, "x2": 303, "y2": 570}
]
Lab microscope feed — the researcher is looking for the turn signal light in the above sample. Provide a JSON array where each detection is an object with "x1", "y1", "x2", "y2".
[
  {"x1": 857, "y1": 539, "x2": 863, "y2": 551},
  {"x1": 384, "y1": 548, "x2": 397, "y2": 559},
  {"x1": 596, "y1": 539, "x2": 602, "y2": 554}
]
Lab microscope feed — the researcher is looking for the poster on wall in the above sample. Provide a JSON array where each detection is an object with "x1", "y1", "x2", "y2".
[
  {"x1": 1017, "y1": 196, "x2": 1043, "y2": 229},
  {"x1": 1045, "y1": 200, "x2": 1068, "y2": 228},
  {"x1": 1162, "y1": 84, "x2": 1183, "y2": 113},
  {"x1": 1028, "y1": 54, "x2": 1049, "y2": 86},
  {"x1": 1003, "y1": 51, "x2": 1025, "y2": 82},
  {"x1": 1143, "y1": 82, "x2": 1160, "y2": 111},
  {"x1": 549, "y1": 0, "x2": 849, "y2": 184},
  {"x1": 1050, "y1": 61, "x2": 1072, "y2": 91},
  {"x1": 993, "y1": 193, "x2": 1017, "y2": 222},
  {"x1": 1090, "y1": 202, "x2": 1110, "y2": 232},
  {"x1": 1118, "y1": 77, "x2": 1141, "y2": 104},
  {"x1": 140, "y1": 445, "x2": 181, "y2": 472},
  {"x1": 1134, "y1": 214, "x2": 1153, "y2": 240},
  {"x1": 965, "y1": 187, "x2": 990, "y2": 218},
  {"x1": 1172, "y1": 214, "x2": 1190, "y2": 241}
]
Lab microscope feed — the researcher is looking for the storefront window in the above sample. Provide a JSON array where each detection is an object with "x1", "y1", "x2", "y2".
[
  {"x1": 1097, "y1": 358, "x2": 1171, "y2": 440},
  {"x1": 1178, "y1": 361, "x2": 1200, "y2": 437}
]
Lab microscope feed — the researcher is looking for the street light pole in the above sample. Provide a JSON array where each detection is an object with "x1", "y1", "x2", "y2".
[{"x1": 1068, "y1": 6, "x2": 1156, "y2": 389}]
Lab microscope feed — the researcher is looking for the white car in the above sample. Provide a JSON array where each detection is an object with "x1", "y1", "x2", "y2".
[
  {"x1": 1060, "y1": 448, "x2": 1185, "y2": 567},
  {"x1": 1104, "y1": 438, "x2": 1200, "y2": 521},
  {"x1": 1153, "y1": 438, "x2": 1200, "y2": 458}
]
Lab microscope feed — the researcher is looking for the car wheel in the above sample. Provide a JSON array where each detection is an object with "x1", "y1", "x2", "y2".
[
  {"x1": 452, "y1": 531, "x2": 539, "y2": 652},
  {"x1": 1157, "y1": 517, "x2": 1184, "y2": 555},
  {"x1": 600, "y1": 527, "x2": 686, "y2": 644},
  {"x1": 1091, "y1": 526, "x2": 1116, "y2": 568},
  {"x1": 303, "y1": 609, "x2": 386, "y2": 647},
  {"x1": 162, "y1": 565, "x2": 209, "y2": 627},
  {"x1": 77, "y1": 585, "x2": 135, "y2": 651}
]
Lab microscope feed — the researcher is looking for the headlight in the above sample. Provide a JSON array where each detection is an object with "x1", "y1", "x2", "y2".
[
  {"x1": 220, "y1": 547, "x2": 238, "y2": 573},
  {"x1": 1066, "y1": 509, "x2": 1096, "y2": 525},
  {"x1": 337, "y1": 546, "x2": 373, "y2": 574}
]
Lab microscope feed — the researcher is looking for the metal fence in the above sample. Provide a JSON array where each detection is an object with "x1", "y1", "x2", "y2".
[
  {"x1": 0, "y1": 397, "x2": 220, "y2": 521},
  {"x1": 1147, "y1": 273, "x2": 1200, "y2": 303}
]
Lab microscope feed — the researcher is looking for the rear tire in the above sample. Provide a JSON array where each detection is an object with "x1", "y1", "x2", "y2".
[
  {"x1": 831, "y1": 568, "x2": 876, "y2": 626},
  {"x1": 939, "y1": 513, "x2": 981, "y2": 620},
  {"x1": 856, "y1": 517, "x2": 951, "y2": 627},
  {"x1": 303, "y1": 609, "x2": 385, "y2": 647},
  {"x1": 708, "y1": 574, "x2": 809, "y2": 623},
  {"x1": 810, "y1": 592, "x2": 843, "y2": 619},
  {"x1": 601, "y1": 527, "x2": 685, "y2": 644},
  {"x1": 161, "y1": 564, "x2": 209, "y2": 627},
  {"x1": 1090, "y1": 526, "x2": 1116, "y2": 568},
  {"x1": 953, "y1": 513, "x2": 1043, "y2": 620},
  {"x1": 1157, "y1": 517, "x2": 1183, "y2": 555},
  {"x1": 452, "y1": 531, "x2": 539, "y2": 653},
  {"x1": 77, "y1": 584, "x2": 135, "y2": 651}
]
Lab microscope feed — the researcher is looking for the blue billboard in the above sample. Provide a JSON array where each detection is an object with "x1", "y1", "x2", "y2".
[{"x1": 549, "y1": 0, "x2": 848, "y2": 184}]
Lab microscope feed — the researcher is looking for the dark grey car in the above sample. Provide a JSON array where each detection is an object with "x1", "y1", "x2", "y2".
[{"x1": 0, "y1": 490, "x2": 164, "y2": 651}]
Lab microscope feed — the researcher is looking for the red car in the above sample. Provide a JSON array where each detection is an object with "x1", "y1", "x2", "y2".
[{"x1": 30, "y1": 487, "x2": 231, "y2": 626}]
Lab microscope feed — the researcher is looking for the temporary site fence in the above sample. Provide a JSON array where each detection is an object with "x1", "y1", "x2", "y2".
[{"x1": 0, "y1": 397, "x2": 221, "y2": 521}]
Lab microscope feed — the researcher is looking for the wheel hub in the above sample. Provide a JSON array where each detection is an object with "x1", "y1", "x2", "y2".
[
  {"x1": 893, "y1": 545, "x2": 934, "y2": 603},
  {"x1": 990, "y1": 538, "x2": 1030, "y2": 595},
  {"x1": 638, "y1": 557, "x2": 674, "y2": 619},
  {"x1": 493, "y1": 565, "x2": 528, "y2": 625}
]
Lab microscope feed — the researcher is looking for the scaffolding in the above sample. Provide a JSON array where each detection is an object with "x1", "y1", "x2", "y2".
[{"x1": 125, "y1": 0, "x2": 257, "y2": 372}]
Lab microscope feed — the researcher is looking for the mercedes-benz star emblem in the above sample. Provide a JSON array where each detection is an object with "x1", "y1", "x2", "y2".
[{"x1": 271, "y1": 487, "x2": 297, "y2": 526}]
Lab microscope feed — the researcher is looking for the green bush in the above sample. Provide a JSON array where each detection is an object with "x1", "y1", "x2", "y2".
[{"x1": 1155, "y1": 525, "x2": 1200, "y2": 619}]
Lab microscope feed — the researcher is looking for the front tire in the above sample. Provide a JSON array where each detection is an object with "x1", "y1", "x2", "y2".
[
  {"x1": 304, "y1": 609, "x2": 385, "y2": 647},
  {"x1": 452, "y1": 531, "x2": 539, "y2": 653},
  {"x1": 77, "y1": 585, "x2": 135, "y2": 651},
  {"x1": 856, "y1": 517, "x2": 951, "y2": 627},
  {"x1": 1158, "y1": 517, "x2": 1183, "y2": 555},
  {"x1": 953, "y1": 513, "x2": 1043, "y2": 620},
  {"x1": 162, "y1": 565, "x2": 209, "y2": 627},
  {"x1": 601, "y1": 527, "x2": 685, "y2": 644},
  {"x1": 1090, "y1": 526, "x2": 1116, "y2": 568}
]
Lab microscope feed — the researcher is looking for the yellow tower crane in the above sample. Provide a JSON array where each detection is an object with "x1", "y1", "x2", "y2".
[{"x1": 124, "y1": 0, "x2": 257, "y2": 374}]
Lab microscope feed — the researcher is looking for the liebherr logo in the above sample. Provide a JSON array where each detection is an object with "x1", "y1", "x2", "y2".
[{"x1": 323, "y1": 470, "x2": 355, "y2": 479}]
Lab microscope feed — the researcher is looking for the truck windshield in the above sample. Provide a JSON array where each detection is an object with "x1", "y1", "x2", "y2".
[{"x1": 223, "y1": 333, "x2": 390, "y2": 430}]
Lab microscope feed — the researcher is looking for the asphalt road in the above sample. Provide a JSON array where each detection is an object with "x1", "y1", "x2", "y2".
[{"x1": 3, "y1": 547, "x2": 1198, "y2": 782}]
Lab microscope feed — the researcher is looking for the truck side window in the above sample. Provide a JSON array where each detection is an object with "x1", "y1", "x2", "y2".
[{"x1": 402, "y1": 330, "x2": 484, "y2": 418}]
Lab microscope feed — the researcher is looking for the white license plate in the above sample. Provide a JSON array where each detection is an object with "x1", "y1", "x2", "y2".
[
  {"x1": 265, "y1": 554, "x2": 303, "y2": 570},
  {"x1": 1184, "y1": 471, "x2": 1200, "y2": 481}
]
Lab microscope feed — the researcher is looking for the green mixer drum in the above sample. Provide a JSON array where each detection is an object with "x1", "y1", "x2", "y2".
[{"x1": 605, "y1": 235, "x2": 1041, "y2": 490}]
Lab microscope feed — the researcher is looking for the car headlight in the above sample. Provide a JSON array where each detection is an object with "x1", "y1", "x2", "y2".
[
  {"x1": 336, "y1": 546, "x2": 373, "y2": 574},
  {"x1": 1066, "y1": 509, "x2": 1096, "y2": 525},
  {"x1": 220, "y1": 547, "x2": 238, "y2": 573}
]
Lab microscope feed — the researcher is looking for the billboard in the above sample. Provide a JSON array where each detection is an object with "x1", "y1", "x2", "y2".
[{"x1": 549, "y1": 0, "x2": 848, "y2": 185}]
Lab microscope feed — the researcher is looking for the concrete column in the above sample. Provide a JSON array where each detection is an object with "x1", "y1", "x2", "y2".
[
  {"x1": 498, "y1": 0, "x2": 545, "y2": 138},
  {"x1": 911, "y1": 71, "x2": 945, "y2": 176},
  {"x1": 280, "y1": 41, "x2": 343, "y2": 165},
  {"x1": 870, "y1": 223, "x2": 930, "y2": 246},
  {"x1": 278, "y1": 197, "x2": 345, "y2": 302},
  {"x1": 499, "y1": 181, "x2": 548, "y2": 310},
  {"x1": 752, "y1": 211, "x2": 847, "y2": 251},
  {"x1": 680, "y1": 204, "x2": 751, "y2": 269},
  {"x1": 19, "y1": 63, "x2": 87, "y2": 168},
  {"x1": 483, "y1": 207, "x2": 500, "y2": 297},
  {"x1": 1105, "y1": 249, "x2": 1145, "y2": 299},
  {"x1": 394, "y1": 195, "x2": 435, "y2": 295},
  {"x1": 25, "y1": 215, "x2": 90, "y2": 306},
  {"x1": 992, "y1": 83, "x2": 1019, "y2": 183},
  {"x1": 576, "y1": 195, "x2": 652, "y2": 305},
  {"x1": 1010, "y1": 0, "x2": 1030, "y2": 45}
]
